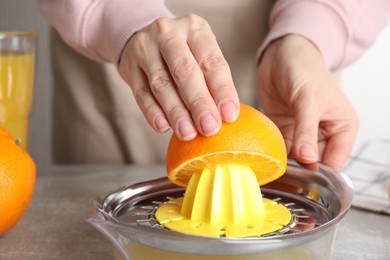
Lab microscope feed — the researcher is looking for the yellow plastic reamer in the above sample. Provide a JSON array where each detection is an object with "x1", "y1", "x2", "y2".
[{"x1": 156, "y1": 164, "x2": 292, "y2": 238}]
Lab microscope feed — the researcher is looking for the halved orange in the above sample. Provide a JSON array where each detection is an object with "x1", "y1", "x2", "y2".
[{"x1": 166, "y1": 103, "x2": 287, "y2": 187}]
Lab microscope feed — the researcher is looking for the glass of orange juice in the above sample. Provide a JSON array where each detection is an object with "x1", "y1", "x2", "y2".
[{"x1": 0, "y1": 31, "x2": 36, "y2": 149}]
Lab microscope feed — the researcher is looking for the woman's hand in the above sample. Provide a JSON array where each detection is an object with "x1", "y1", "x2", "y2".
[
  {"x1": 119, "y1": 14, "x2": 240, "y2": 141},
  {"x1": 257, "y1": 34, "x2": 359, "y2": 171}
]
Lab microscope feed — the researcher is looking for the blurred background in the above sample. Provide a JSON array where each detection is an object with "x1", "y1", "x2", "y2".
[{"x1": 1, "y1": 1, "x2": 389, "y2": 173}]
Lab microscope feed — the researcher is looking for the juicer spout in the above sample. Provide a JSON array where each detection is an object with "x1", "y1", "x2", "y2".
[{"x1": 87, "y1": 215, "x2": 130, "y2": 260}]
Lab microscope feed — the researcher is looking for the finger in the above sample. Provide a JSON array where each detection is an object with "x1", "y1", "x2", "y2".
[
  {"x1": 119, "y1": 33, "x2": 174, "y2": 134},
  {"x1": 274, "y1": 120, "x2": 295, "y2": 157},
  {"x1": 128, "y1": 65, "x2": 172, "y2": 133},
  {"x1": 317, "y1": 139, "x2": 327, "y2": 163},
  {"x1": 292, "y1": 97, "x2": 320, "y2": 165},
  {"x1": 159, "y1": 17, "x2": 222, "y2": 137},
  {"x1": 321, "y1": 128, "x2": 357, "y2": 171},
  {"x1": 187, "y1": 21, "x2": 239, "y2": 123},
  {"x1": 135, "y1": 40, "x2": 198, "y2": 141},
  {"x1": 145, "y1": 65, "x2": 199, "y2": 141}
]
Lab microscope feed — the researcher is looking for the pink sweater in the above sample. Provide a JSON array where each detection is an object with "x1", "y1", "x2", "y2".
[{"x1": 37, "y1": 0, "x2": 390, "y2": 71}]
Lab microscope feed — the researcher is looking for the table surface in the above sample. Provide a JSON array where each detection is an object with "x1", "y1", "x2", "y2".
[{"x1": 0, "y1": 165, "x2": 389, "y2": 260}]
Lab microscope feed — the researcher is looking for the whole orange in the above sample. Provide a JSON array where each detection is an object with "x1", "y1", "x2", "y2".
[
  {"x1": 0, "y1": 127, "x2": 36, "y2": 237},
  {"x1": 166, "y1": 103, "x2": 287, "y2": 187}
]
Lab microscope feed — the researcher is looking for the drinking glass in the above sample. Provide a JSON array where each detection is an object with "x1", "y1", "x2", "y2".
[{"x1": 0, "y1": 31, "x2": 36, "y2": 149}]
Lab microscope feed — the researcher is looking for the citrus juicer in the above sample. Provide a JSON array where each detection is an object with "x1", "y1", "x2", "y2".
[
  {"x1": 156, "y1": 164, "x2": 291, "y2": 238},
  {"x1": 87, "y1": 160, "x2": 354, "y2": 260}
]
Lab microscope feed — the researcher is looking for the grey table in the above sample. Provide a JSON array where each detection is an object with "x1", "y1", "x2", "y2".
[{"x1": 0, "y1": 165, "x2": 389, "y2": 260}]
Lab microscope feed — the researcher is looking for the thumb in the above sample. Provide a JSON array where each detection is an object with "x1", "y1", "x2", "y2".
[{"x1": 292, "y1": 99, "x2": 320, "y2": 165}]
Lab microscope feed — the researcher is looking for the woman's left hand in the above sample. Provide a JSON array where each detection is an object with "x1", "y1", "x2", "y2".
[{"x1": 257, "y1": 34, "x2": 359, "y2": 171}]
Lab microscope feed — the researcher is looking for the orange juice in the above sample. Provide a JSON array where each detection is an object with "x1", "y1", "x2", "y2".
[
  {"x1": 0, "y1": 51, "x2": 34, "y2": 148},
  {"x1": 114, "y1": 243, "x2": 314, "y2": 260}
]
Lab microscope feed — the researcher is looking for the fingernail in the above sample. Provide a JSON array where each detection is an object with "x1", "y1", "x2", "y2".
[
  {"x1": 200, "y1": 112, "x2": 220, "y2": 136},
  {"x1": 220, "y1": 100, "x2": 238, "y2": 122},
  {"x1": 154, "y1": 115, "x2": 170, "y2": 132},
  {"x1": 299, "y1": 144, "x2": 317, "y2": 161},
  {"x1": 178, "y1": 119, "x2": 197, "y2": 140}
]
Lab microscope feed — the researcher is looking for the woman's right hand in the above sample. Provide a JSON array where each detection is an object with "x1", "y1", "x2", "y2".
[{"x1": 118, "y1": 14, "x2": 240, "y2": 141}]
